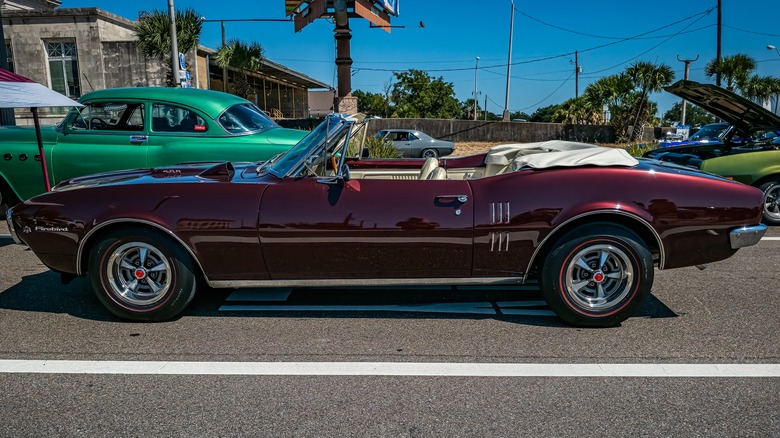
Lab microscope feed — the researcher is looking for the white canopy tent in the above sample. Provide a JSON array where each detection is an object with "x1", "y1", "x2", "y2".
[{"x1": 0, "y1": 68, "x2": 82, "y2": 191}]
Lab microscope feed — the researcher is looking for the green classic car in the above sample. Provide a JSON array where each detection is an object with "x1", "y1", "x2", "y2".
[
  {"x1": 644, "y1": 80, "x2": 780, "y2": 225},
  {"x1": 0, "y1": 87, "x2": 307, "y2": 209}
]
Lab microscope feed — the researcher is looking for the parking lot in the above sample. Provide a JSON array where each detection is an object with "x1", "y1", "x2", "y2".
[{"x1": 0, "y1": 221, "x2": 778, "y2": 436}]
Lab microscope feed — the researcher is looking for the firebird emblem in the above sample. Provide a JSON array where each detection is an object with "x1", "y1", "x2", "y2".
[{"x1": 162, "y1": 169, "x2": 182, "y2": 177}]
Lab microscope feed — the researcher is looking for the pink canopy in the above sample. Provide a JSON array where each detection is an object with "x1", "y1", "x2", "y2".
[
  {"x1": 0, "y1": 68, "x2": 82, "y2": 108},
  {"x1": 0, "y1": 68, "x2": 83, "y2": 192}
]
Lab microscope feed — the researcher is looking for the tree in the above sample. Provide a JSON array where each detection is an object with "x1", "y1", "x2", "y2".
[
  {"x1": 662, "y1": 102, "x2": 715, "y2": 127},
  {"x1": 529, "y1": 104, "x2": 561, "y2": 122},
  {"x1": 390, "y1": 69, "x2": 461, "y2": 119},
  {"x1": 743, "y1": 75, "x2": 780, "y2": 108},
  {"x1": 626, "y1": 61, "x2": 674, "y2": 140},
  {"x1": 134, "y1": 8, "x2": 203, "y2": 87},
  {"x1": 353, "y1": 88, "x2": 393, "y2": 118},
  {"x1": 213, "y1": 39, "x2": 264, "y2": 99},
  {"x1": 509, "y1": 111, "x2": 531, "y2": 121},
  {"x1": 704, "y1": 54, "x2": 756, "y2": 92}
]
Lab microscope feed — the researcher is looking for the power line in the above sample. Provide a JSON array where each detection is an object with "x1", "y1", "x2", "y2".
[
  {"x1": 582, "y1": 8, "x2": 713, "y2": 76},
  {"x1": 516, "y1": 72, "x2": 575, "y2": 111},
  {"x1": 722, "y1": 24, "x2": 780, "y2": 37},
  {"x1": 518, "y1": 9, "x2": 714, "y2": 41}
]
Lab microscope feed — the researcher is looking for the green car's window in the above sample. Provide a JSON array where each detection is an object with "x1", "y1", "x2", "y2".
[
  {"x1": 68, "y1": 102, "x2": 144, "y2": 131},
  {"x1": 218, "y1": 103, "x2": 276, "y2": 134},
  {"x1": 152, "y1": 103, "x2": 208, "y2": 133}
]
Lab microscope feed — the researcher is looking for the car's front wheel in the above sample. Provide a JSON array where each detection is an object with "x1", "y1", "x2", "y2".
[
  {"x1": 759, "y1": 179, "x2": 780, "y2": 226},
  {"x1": 421, "y1": 148, "x2": 439, "y2": 159},
  {"x1": 540, "y1": 224, "x2": 653, "y2": 327},
  {"x1": 88, "y1": 227, "x2": 198, "y2": 321}
]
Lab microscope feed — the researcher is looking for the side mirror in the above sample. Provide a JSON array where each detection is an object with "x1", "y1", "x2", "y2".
[
  {"x1": 341, "y1": 163, "x2": 351, "y2": 181},
  {"x1": 361, "y1": 147, "x2": 370, "y2": 158}
]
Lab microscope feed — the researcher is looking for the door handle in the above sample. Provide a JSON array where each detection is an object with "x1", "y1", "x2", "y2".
[
  {"x1": 436, "y1": 194, "x2": 468, "y2": 203},
  {"x1": 130, "y1": 135, "x2": 148, "y2": 143}
]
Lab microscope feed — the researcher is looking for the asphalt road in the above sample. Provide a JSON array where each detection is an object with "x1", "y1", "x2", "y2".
[{"x1": 0, "y1": 222, "x2": 778, "y2": 437}]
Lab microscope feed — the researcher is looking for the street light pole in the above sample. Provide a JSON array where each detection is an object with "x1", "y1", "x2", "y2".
[
  {"x1": 676, "y1": 54, "x2": 699, "y2": 125},
  {"x1": 502, "y1": 0, "x2": 514, "y2": 122},
  {"x1": 168, "y1": 0, "x2": 180, "y2": 88},
  {"x1": 716, "y1": 0, "x2": 722, "y2": 87},
  {"x1": 473, "y1": 56, "x2": 480, "y2": 121}
]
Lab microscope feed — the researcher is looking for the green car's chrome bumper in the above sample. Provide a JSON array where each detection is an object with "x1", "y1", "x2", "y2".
[
  {"x1": 729, "y1": 224, "x2": 768, "y2": 249},
  {"x1": 6, "y1": 207, "x2": 22, "y2": 245}
]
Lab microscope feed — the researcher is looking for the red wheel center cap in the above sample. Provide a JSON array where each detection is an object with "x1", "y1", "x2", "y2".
[
  {"x1": 134, "y1": 268, "x2": 147, "y2": 279},
  {"x1": 593, "y1": 271, "x2": 605, "y2": 283}
]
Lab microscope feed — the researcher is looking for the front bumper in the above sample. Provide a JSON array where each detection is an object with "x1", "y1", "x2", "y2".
[
  {"x1": 729, "y1": 224, "x2": 768, "y2": 249},
  {"x1": 5, "y1": 207, "x2": 22, "y2": 245}
]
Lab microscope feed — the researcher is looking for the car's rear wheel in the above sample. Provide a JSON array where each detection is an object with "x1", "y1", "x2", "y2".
[
  {"x1": 421, "y1": 148, "x2": 439, "y2": 159},
  {"x1": 759, "y1": 179, "x2": 780, "y2": 225},
  {"x1": 540, "y1": 224, "x2": 653, "y2": 327},
  {"x1": 88, "y1": 227, "x2": 198, "y2": 321}
]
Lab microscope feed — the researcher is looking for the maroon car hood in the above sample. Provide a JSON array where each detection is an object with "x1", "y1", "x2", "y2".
[{"x1": 51, "y1": 161, "x2": 255, "y2": 192}]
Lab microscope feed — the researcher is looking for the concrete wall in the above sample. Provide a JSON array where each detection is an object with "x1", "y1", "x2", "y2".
[{"x1": 281, "y1": 118, "x2": 617, "y2": 144}]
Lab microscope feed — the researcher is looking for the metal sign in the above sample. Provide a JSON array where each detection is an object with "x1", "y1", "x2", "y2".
[
  {"x1": 377, "y1": 0, "x2": 399, "y2": 16},
  {"x1": 285, "y1": 0, "x2": 307, "y2": 16}
]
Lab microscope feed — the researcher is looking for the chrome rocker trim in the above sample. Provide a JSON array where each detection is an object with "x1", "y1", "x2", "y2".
[
  {"x1": 209, "y1": 277, "x2": 525, "y2": 289},
  {"x1": 729, "y1": 224, "x2": 767, "y2": 249}
]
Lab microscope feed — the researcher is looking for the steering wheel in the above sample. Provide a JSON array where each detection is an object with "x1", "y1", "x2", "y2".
[{"x1": 90, "y1": 117, "x2": 108, "y2": 130}]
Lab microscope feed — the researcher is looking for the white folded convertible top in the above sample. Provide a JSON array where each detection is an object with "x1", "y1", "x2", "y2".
[{"x1": 484, "y1": 140, "x2": 638, "y2": 173}]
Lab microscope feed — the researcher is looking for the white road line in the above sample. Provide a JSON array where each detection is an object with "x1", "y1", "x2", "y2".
[
  {"x1": 0, "y1": 360, "x2": 777, "y2": 377},
  {"x1": 762, "y1": 237, "x2": 780, "y2": 241}
]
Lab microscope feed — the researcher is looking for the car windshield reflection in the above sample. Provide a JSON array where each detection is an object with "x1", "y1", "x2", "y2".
[
  {"x1": 268, "y1": 115, "x2": 352, "y2": 178},
  {"x1": 218, "y1": 103, "x2": 277, "y2": 134}
]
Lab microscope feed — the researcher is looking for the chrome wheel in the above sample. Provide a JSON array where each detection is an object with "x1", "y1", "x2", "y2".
[
  {"x1": 105, "y1": 242, "x2": 172, "y2": 306},
  {"x1": 763, "y1": 183, "x2": 780, "y2": 222},
  {"x1": 421, "y1": 149, "x2": 439, "y2": 159},
  {"x1": 563, "y1": 244, "x2": 633, "y2": 311}
]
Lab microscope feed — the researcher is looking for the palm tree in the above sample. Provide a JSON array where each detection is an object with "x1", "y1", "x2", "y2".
[
  {"x1": 134, "y1": 8, "x2": 203, "y2": 87},
  {"x1": 213, "y1": 39, "x2": 264, "y2": 99},
  {"x1": 626, "y1": 61, "x2": 675, "y2": 141},
  {"x1": 704, "y1": 54, "x2": 757, "y2": 92}
]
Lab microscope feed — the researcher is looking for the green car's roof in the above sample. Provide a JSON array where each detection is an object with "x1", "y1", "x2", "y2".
[{"x1": 78, "y1": 87, "x2": 253, "y2": 120}]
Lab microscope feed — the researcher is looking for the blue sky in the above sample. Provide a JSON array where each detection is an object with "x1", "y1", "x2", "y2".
[{"x1": 62, "y1": 0, "x2": 780, "y2": 116}]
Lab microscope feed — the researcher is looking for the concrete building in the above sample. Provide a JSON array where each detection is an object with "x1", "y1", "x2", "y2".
[{"x1": 1, "y1": 0, "x2": 330, "y2": 125}]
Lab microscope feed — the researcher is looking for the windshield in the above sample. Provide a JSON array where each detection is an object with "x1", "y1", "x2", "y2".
[
  {"x1": 268, "y1": 115, "x2": 349, "y2": 177},
  {"x1": 690, "y1": 124, "x2": 729, "y2": 141},
  {"x1": 218, "y1": 103, "x2": 277, "y2": 134}
]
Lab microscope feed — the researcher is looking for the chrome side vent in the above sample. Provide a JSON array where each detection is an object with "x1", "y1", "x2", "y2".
[
  {"x1": 489, "y1": 202, "x2": 511, "y2": 224},
  {"x1": 490, "y1": 231, "x2": 511, "y2": 252}
]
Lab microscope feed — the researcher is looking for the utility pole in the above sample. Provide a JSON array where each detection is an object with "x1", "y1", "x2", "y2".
[
  {"x1": 677, "y1": 55, "x2": 699, "y2": 125},
  {"x1": 484, "y1": 94, "x2": 488, "y2": 121},
  {"x1": 716, "y1": 0, "x2": 722, "y2": 87},
  {"x1": 575, "y1": 50, "x2": 582, "y2": 98},
  {"x1": 0, "y1": 6, "x2": 16, "y2": 125},
  {"x1": 168, "y1": 0, "x2": 180, "y2": 88},
  {"x1": 502, "y1": 0, "x2": 514, "y2": 122},
  {"x1": 221, "y1": 21, "x2": 227, "y2": 92},
  {"x1": 473, "y1": 56, "x2": 480, "y2": 121}
]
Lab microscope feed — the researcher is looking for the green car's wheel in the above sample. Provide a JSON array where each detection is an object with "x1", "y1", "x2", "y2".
[
  {"x1": 759, "y1": 179, "x2": 780, "y2": 226},
  {"x1": 541, "y1": 224, "x2": 653, "y2": 327},
  {"x1": 88, "y1": 227, "x2": 198, "y2": 321}
]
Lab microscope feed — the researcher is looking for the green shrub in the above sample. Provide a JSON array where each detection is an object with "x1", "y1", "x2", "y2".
[
  {"x1": 623, "y1": 143, "x2": 657, "y2": 157},
  {"x1": 363, "y1": 136, "x2": 402, "y2": 158}
]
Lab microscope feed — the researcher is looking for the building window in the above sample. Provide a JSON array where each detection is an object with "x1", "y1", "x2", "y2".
[
  {"x1": 3, "y1": 41, "x2": 12, "y2": 72},
  {"x1": 45, "y1": 41, "x2": 80, "y2": 98}
]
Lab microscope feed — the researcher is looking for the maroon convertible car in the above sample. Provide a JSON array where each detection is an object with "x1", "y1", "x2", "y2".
[{"x1": 7, "y1": 114, "x2": 767, "y2": 326}]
